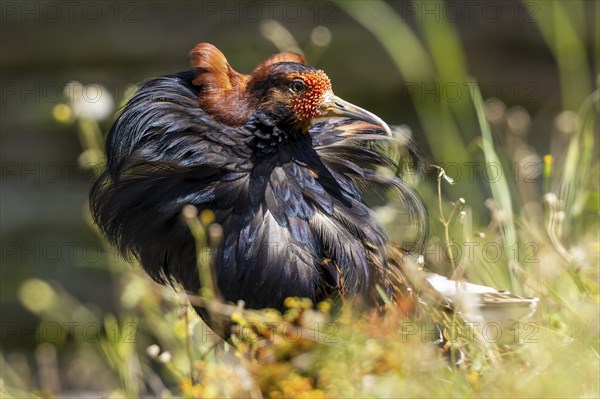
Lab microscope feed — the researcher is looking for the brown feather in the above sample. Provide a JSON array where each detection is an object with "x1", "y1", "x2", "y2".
[
  {"x1": 251, "y1": 51, "x2": 306, "y2": 73},
  {"x1": 189, "y1": 43, "x2": 253, "y2": 126}
]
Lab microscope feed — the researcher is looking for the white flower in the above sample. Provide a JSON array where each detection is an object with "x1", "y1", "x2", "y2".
[
  {"x1": 146, "y1": 344, "x2": 160, "y2": 358},
  {"x1": 64, "y1": 81, "x2": 114, "y2": 121},
  {"x1": 158, "y1": 351, "x2": 172, "y2": 363}
]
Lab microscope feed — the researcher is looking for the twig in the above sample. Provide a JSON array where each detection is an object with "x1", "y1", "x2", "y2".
[
  {"x1": 182, "y1": 205, "x2": 218, "y2": 300},
  {"x1": 182, "y1": 300, "x2": 197, "y2": 385},
  {"x1": 432, "y1": 165, "x2": 464, "y2": 274}
]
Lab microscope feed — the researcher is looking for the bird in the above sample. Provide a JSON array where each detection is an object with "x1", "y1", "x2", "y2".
[{"x1": 90, "y1": 43, "x2": 537, "y2": 338}]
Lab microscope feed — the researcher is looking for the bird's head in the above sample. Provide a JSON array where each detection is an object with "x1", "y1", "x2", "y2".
[{"x1": 190, "y1": 43, "x2": 391, "y2": 135}]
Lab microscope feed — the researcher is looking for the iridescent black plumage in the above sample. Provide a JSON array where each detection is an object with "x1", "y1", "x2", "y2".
[{"x1": 90, "y1": 64, "x2": 427, "y2": 333}]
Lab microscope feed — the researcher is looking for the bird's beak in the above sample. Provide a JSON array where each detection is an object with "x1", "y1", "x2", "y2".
[{"x1": 319, "y1": 93, "x2": 392, "y2": 136}]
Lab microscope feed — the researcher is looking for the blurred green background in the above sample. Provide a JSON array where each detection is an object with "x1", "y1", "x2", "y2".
[{"x1": 1, "y1": 0, "x2": 598, "y2": 396}]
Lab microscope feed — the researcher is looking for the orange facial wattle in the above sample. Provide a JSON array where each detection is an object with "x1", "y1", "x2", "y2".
[{"x1": 290, "y1": 70, "x2": 332, "y2": 120}]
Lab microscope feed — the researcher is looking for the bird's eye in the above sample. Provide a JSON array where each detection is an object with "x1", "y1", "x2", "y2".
[{"x1": 289, "y1": 79, "x2": 307, "y2": 94}]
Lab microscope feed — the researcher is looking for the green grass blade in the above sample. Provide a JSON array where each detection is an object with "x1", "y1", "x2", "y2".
[{"x1": 470, "y1": 80, "x2": 520, "y2": 293}]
